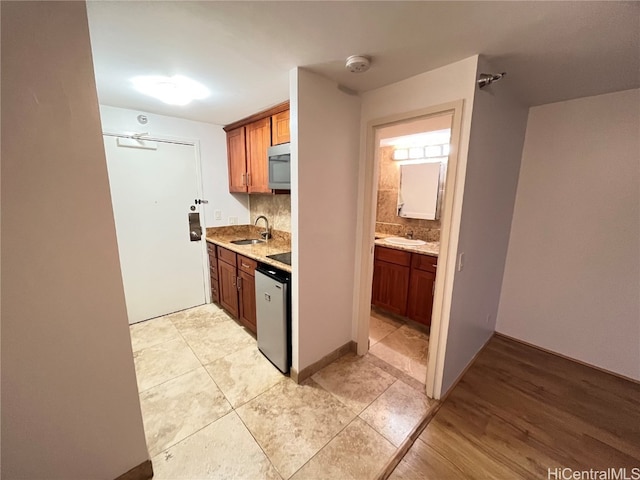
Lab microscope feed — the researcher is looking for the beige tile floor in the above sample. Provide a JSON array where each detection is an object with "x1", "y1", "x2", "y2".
[
  {"x1": 368, "y1": 309, "x2": 430, "y2": 385},
  {"x1": 130, "y1": 303, "x2": 435, "y2": 480}
]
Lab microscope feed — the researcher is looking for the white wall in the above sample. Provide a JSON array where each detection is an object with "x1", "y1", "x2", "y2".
[
  {"x1": 99, "y1": 105, "x2": 250, "y2": 227},
  {"x1": 291, "y1": 69, "x2": 361, "y2": 371},
  {"x1": 441, "y1": 57, "x2": 529, "y2": 392},
  {"x1": 497, "y1": 89, "x2": 640, "y2": 381},
  {"x1": 1, "y1": 2, "x2": 150, "y2": 478}
]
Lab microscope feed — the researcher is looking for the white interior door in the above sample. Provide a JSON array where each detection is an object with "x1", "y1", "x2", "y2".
[{"x1": 104, "y1": 136, "x2": 206, "y2": 324}]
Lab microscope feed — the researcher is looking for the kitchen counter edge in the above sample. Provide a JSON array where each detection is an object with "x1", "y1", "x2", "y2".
[{"x1": 205, "y1": 236, "x2": 292, "y2": 273}]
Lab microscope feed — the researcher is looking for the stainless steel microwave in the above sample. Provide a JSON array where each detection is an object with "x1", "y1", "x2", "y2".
[{"x1": 268, "y1": 143, "x2": 290, "y2": 190}]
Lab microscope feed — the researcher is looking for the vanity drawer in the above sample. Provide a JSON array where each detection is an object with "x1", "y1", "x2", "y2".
[
  {"x1": 217, "y1": 246, "x2": 237, "y2": 266},
  {"x1": 411, "y1": 254, "x2": 438, "y2": 273},
  {"x1": 375, "y1": 246, "x2": 411, "y2": 267},
  {"x1": 237, "y1": 255, "x2": 257, "y2": 276}
]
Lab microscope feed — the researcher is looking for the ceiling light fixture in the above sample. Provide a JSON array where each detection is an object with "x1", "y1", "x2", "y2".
[
  {"x1": 345, "y1": 55, "x2": 371, "y2": 73},
  {"x1": 131, "y1": 75, "x2": 210, "y2": 106}
]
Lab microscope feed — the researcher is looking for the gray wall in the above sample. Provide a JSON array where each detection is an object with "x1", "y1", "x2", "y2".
[
  {"x1": 497, "y1": 89, "x2": 640, "y2": 380},
  {"x1": 291, "y1": 68, "x2": 362, "y2": 371},
  {"x1": 441, "y1": 57, "x2": 529, "y2": 392},
  {"x1": 1, "y1": 2, "x2": 149, "y2": 477}
]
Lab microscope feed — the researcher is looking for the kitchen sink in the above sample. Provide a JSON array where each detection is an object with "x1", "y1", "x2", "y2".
[
  {"x1": 384, "y1": 237, "x2": 427, "y2": 246},
  {"x1": 231, "y1": 238, "x2": 265, "y2": 245}
]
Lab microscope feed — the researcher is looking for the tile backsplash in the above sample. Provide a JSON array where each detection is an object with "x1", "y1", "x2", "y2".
[
  {"x1": 249, "y1": 194, "x2": 291, "y2": 233},
  {"x1": 376, "y1": 146, "x2": 440, "y2": 242}
]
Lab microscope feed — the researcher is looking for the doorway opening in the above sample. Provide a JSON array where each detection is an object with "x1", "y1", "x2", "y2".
[
  {"x1": 367, "y1": 113, "x2": 453, "y2": 387},
  {"x1": 354, "y1": 100, "x2": 465, "y2": 399}
]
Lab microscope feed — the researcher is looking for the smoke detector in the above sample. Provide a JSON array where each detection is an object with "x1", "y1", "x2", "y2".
[{"x1": 346, "y1": 55, "x2": 371, "y2": 73}]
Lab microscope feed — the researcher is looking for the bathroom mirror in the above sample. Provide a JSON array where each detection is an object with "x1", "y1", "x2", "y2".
[
  {"x1": 397, "y1": 161, "x2": 445, "y2": 220},
  {"x1": 377, "y1": 113, "x2": 453, "y2": 224}
]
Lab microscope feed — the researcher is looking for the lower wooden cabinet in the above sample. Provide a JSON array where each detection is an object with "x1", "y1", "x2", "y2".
[
  {"x1": 238, "y1": 270, "x2": 256, "y2": 332},
  {"x1": 406, "y1": 268, "x2": 436, "y2": 325},
  {"x1": 218, "y1": 258, "x2": 239, "y2": 318},
  {"x1": 372, "y1": 245, "x2": 438, "y2": 326},
  {"x1": 372, "y1": 259, "x2": 410, "y2": 316},
  {"x1": 406, "y1": 252, "x2": 437, "y2": 325},
  {"x1": 237, "y1": 254, "x2": 257, "y2": 333},
  {"x1": 215, "y1": 245, "x2": 257, "y2": 334}
]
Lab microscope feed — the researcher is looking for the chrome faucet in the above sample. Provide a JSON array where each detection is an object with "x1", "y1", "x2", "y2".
[{"x1": 255, "y1": 215, "x2": 271, "y2": 239}]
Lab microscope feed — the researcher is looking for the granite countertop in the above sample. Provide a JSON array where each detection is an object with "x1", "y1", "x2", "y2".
[
  {"x1": 205, "y1": 225, "x2": 292, "y2": 273},
  {"x1": 374, "y1": 232, "x2": 440, "y2": 257}
]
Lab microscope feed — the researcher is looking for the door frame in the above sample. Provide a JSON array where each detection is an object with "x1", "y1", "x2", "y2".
[
  {"x1": 353, "y1": 100, "x2": 465, "y2": 399},
  {"x1": 102, "y1": 131, "x2": 212, "y2": 305}
]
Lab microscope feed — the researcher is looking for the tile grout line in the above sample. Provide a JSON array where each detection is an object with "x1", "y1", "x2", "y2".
[
  {"x1": 356, "y1": 378, "x2": 404, "y2": 448},
  {"x1": 150, "y1": 410, "x2": 236, "y2": 462},
  {"x1": 233, "y1": 398, "x2": 287, "y2": 479},
  {"x1": 135, "y1": 306, "x2": 431, "y2": 479},
  {"x1": 374, "y1": 401, "x2": 443, "y2": 480},
  {"x1": 172, "y1": 309, "x2": 288, "y2": 479},
  {"x1": 140, "y1": 308, "x2": 238, "y2": 459},
  {"x1": 289, "y1": 364, "x2": 400, "y2": 479},
  {"x1": 141, "y1": 308, "x2": 258, "y2": 464},
  {"x1": 285, "y1": 415, "x2": 362, "y2": 479}
]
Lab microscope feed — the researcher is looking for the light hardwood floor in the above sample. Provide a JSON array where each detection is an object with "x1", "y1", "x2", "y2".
[{"x1": 389, "y1": 335, "x2": 640, "y2": 479}]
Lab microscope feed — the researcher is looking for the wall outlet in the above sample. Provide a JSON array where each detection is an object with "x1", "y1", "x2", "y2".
[
  {"x1": 457, "y1": 252, "x2": 465, "y2": 271},
  {"x1": 214, "y1": 210, "x2": 222, "y2": 221},
  {"x1": 228, "y1": 216, "x2": 238, "y2": 225}
]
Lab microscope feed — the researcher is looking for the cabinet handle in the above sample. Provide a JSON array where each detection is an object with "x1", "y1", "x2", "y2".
[
  {"x1": 432, "y1": 265, "x2": 437, "y2": 268},
  {"x1": 241, "y1": 262, "x2": 250, "y2": 268}
]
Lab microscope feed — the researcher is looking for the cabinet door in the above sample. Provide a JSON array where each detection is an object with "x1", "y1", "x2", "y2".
[
  {"x1": 407, "y1": 268, "x2": 436, "y2": 326},
  {"x1": 245, "y1": 118, "x2": 272, "y2": 194},
  {"x1": 371, "y1": 260, "x2": 410, "y2": 316},
  {"x1": 238, "y1": 270, "x2": 256, "y2": 334},
  {"x1": 226, "y1": 127, "x2": 247, "y2": 193},
  {"x1": 271, "y1": 110, "x2": 290, "y2": 145},
  {"x1": 218, "y1": 260, "x2": 239, "y2": 318}
]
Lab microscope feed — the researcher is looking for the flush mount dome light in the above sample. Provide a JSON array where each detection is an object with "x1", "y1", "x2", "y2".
[{"x1": 131, "y1": 75, "x2": 210, "y2": 106}]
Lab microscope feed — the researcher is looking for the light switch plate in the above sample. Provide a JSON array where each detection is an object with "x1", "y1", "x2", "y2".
[
  {"x1": 229, "y1": 216, "x2": 238, "y2": 225},
  {"x1": 214, "y1": 210, "x2": 222, "y2": 220}
]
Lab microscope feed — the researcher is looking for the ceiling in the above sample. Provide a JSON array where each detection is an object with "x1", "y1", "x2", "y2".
[{"x1": 86, "y1": 1, "x2": 640, "y2": 126}]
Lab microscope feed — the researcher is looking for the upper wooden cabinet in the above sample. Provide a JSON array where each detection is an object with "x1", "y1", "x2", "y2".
[
  {"x1": 271, "y1": 110, "x2": 290, "y2": 145},
  {"x1": 223, "y1": 101, "x2": 289, "y2": 194},
  {"x1": 226, "y1": 127, "x2": 247, "y2": 193},
  {"x1": 245, "y1": 118, "x2": 272, "y2": 194}
]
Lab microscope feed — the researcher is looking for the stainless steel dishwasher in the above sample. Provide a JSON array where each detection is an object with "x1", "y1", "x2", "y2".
[{"x1": 255, "y1": 263, "x2": 291, "y2": 373}]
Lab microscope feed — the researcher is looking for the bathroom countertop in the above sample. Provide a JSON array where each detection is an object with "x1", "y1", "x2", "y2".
[
  {"x1": 205, "y1": 225, "x2": 292, "y2": 273},
  {"x1": 374, "y1": 232, "x2": 440, "y2": 257}
]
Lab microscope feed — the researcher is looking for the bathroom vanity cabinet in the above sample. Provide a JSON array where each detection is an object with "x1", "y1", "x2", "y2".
[{"x1": 372, "y1": 245, "x2": 438, "y2": 326}]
